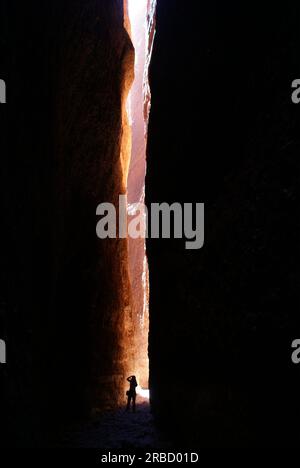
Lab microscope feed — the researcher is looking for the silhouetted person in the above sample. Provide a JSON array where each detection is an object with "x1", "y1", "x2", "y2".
[{"x1": 126, "y1": 375, "x2": 138, "y2": 412}]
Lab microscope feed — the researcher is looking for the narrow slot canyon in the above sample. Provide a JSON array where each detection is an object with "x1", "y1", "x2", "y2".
[
  {"x1": 1, "y1": 0, "x2": 300, "y2": 449},
  {"x1": 57, "y1": 0, "x2": 159, "y2": 448},
  {"x1": 123, "y1": 0, "x2": 153, "y2": 395}
]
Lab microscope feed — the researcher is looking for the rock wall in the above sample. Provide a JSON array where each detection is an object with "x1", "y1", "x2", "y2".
[
  {"x1": 147, "y1": 0, "x2": 300, "y2": 447},
  {"x1": 126, "y1": 0, "x2": 156, "y2": 388},
  {"x1": 0, "y1": 0, "x2": 135, "y2": 446}
]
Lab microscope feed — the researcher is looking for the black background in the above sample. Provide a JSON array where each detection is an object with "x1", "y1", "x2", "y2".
[{"x1": 147, "y1": 0, "x2": 300, "y2": 447}]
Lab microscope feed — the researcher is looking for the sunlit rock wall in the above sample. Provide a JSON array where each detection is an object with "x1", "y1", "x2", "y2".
[
  {"x1": 51, "y1": 0, "x2": 136, "y2": 416},
  {"x1": 126, "y1": 0, "x2": 156, "y2": 388}
]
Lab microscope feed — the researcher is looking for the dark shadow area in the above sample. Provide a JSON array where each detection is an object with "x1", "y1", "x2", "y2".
[
  {"x1": 146, "y1": 0, "x2": 300, "y2": 447},
  {"x1": 58, "y1": 397, "x2": 170, "y2": 449}
]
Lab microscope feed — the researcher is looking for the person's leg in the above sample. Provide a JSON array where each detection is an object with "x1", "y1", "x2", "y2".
[{"x1": 132, "y1": 394, "x2": 136, "y2": 412}]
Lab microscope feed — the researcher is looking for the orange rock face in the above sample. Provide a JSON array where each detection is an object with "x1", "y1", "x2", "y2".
[
  {"x1": 125, "y1": 0, "x2": 156, "y2": 389},
  {"x1": 54, "y1": 1, "x2": 136, "y2": 413}
]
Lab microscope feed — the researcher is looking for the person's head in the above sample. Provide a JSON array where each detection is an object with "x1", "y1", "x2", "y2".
[{"x1": 132, "y1": 375, "x2": 137, "y2": 383}]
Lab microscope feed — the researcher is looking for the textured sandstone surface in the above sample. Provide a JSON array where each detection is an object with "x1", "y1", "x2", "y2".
[{"x1": 125, "y1": 0, "x2": 156, "y2": 389}]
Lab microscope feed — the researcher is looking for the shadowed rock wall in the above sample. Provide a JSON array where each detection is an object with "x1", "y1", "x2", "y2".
[{"x1": 147, "y1": 0, "x2": 300, "y2": 447}]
